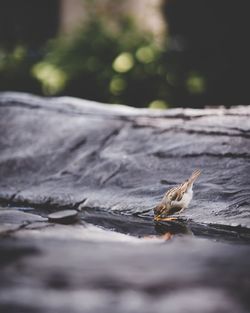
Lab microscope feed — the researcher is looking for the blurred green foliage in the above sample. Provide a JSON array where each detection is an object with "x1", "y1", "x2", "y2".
[
  {"x1": 1, "y1": 0, "x2": 249, "y2": 107},
  {"x1": 0, "y1": 17, "x2": 171, "y2": 108},
  {"x1": 0, "y1": 45, "x2": 41, "y2": 93},
  {"x1": 32, "y1": 18, "x2": 170, "y2": 108}
]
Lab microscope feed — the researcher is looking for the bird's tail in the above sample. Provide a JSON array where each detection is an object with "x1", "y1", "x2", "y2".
[{"x1": 188, "y1": 169, "x2": 201, "y2": 185}]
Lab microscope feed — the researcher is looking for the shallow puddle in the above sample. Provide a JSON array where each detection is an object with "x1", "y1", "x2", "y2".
[
  {"x1": 81, "y1": 207, "x2": 250, "y2": 244},
  {"x1": 1, "y1": 205, "x2": 250, "y2": 245}
]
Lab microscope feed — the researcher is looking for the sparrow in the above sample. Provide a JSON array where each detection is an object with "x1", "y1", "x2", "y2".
[{"x1": 154, "y1": 169, "x2": 201, "y2": 221}]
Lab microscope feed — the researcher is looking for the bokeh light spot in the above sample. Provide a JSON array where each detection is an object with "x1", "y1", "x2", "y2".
[
  {"x1": 186, "y1": 72, "x2": 206, "y2": 94},
  {"x1": 32, "y1": 62, "x2": 67, "y2": 95},
  {"x1": 113, "y1": 52, "x2": 134, "y2": 73},
  {"x1": 136, "y1": 46, "x2": 155, "y2": 63},
  {"x1": 110, "y1": 76, "x2": 126, "y2": 95},
  {"x1": 12, "y1": 45, "x2": 26, "y2": 62},
  {"x1": 148, "y1": 100, "x2": 168, "y2": 109}
]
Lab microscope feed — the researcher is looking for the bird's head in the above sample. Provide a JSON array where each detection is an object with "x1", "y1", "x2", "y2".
[{"x1": 153, "y1": 204, "x2": 165, "y2": 217}]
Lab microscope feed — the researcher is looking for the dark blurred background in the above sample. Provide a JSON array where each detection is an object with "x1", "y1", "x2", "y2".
[{"x1": 0, "y1": 0, "x2": 249, "y2": 108}]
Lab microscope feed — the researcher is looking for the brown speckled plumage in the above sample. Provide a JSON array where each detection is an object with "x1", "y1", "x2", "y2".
[{"x1": 154, "y1": 169, "x2": 201, "y2": 221}]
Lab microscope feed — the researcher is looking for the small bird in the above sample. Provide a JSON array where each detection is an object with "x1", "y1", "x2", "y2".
[{"x1": 154, "y1": 169, "x2": 201, "y2": 221}]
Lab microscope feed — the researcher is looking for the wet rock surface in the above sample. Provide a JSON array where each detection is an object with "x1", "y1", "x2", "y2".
[
  {"x1": 0, "y1": 92, "x2": 250, "y2": 313},
  {"x1": 0, "y1": 220, "x2": 249, "y2": 313},
  {"x1": 0, "y1": 92, "x2": 250, "y2": 227}
]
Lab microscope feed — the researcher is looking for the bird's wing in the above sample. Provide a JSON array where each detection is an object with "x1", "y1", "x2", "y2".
[
  {"x1": 164, "y1": 169, "x2": 201, "y2": 202},
  {"x1": 179, "y1": 181, "x2": 189, "y2": 196},
  {"x1": 165, "y1": 185, "x2": 183, "y2": 201}
]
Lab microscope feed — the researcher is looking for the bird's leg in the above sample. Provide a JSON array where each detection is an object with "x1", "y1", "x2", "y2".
[
  {"x1": 159, "y1": 217, "x2": 177, "y2": 221},
  {"x1": 154, "y1": 216, "x2": 177, "y2": 222}
]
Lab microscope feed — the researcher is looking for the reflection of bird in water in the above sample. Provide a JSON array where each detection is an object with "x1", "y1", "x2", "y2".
[
  {"x1": 154, "y1": 219, "x2": 193, "y2": 236},
  {"x1": 154, "y1": 169, "x2": 201, "y2": 221}
]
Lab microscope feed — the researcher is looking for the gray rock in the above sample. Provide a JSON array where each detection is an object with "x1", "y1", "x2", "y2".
[
  {"x1": 0, "y1": 209, "x2": 47, "y2": 224},
  {"x1": 0, "y1": 92, "x2": 249, "y2": 227},
  {"x1": 0, "y1": 92, "x2": 250, "y2": 313},
  {"x1": 48, "y1": 210, "x2": 79, "y2": 224},
  {"x1": 0, "y1": 223, "x2": 21, "y2": 235},
  {"x1": 0, "y1": 234, "x2": 249, "y2": 313}
]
